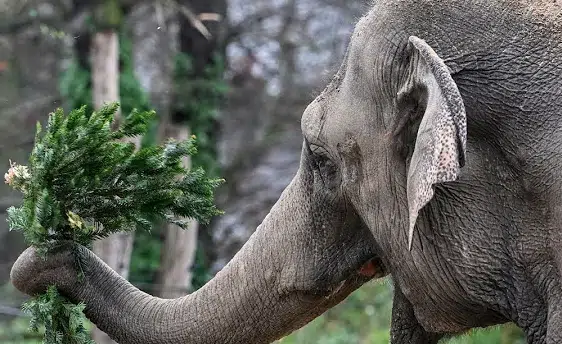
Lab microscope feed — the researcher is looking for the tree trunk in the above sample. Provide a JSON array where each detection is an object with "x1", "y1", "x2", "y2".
[
  {"x1": 278, "y1": 0, "x2": 298, "y2": 98},
  {"x1": 127, "y1": 0, "x2": 198, "y2": 298},
  {"x1": 156, "y1": 126, "x2": 199, "y2": 298},
  {"x1": 129, "y1": 1, "x2": 177, "y2": 118},
  {"x1": 155, "y1": 0, "x2": 227, "y2": 297},
  {"x1": 90, "y1": 28, "x2": 138, "y2": 344}
]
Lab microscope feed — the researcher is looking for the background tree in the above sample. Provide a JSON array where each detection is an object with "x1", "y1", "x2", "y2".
[{"x1": 154, "y1": 0, "x2": 227, "y2": 299}]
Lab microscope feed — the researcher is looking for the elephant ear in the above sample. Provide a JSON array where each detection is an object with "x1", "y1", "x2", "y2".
[{"x1": 402, "y1": 36, "x2": 467, "y2": 250}]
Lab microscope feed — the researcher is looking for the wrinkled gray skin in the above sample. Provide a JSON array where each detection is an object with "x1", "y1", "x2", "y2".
[{"x1": 10, "y1": 0, "x2": 562, "y2": 343}]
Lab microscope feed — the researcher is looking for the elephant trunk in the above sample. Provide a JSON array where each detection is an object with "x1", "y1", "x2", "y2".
[
  {"x1": 12, "y1": 172, "x2": 379, "y2": 343},
  {"x1": 11, "y1": 175, "x2": 350, "y2": 343},
  {"x1": 72, "y1": 231, "x2": 288, "y2": 343},
  {"x1": 77, "y1": 198, "x2": 301, "y2": 344}
]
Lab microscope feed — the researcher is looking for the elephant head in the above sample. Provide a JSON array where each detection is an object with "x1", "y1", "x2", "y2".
[{"x1": 11, "y1": 2, "x2": 471, "y2": 343}]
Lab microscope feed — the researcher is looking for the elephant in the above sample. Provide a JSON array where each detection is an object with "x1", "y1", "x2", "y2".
[{"x1": 10, "y1": 0, "x2": 562, "y2": 343}]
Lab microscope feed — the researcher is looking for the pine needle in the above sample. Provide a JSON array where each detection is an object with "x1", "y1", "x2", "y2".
[{"x1": 7, "y1": 103, "x2": 223, "y2": 343}]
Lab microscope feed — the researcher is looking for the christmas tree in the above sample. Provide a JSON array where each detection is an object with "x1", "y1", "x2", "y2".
[{"x1": 6, "y1": 103, "x2": 223, "y2": 343}]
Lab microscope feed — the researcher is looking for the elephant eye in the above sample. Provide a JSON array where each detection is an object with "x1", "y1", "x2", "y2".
[
  {"x1": 305, "y1": 140, "x2": 339, "y2": 186},
  {"x1": 313, "y1": 155, "x2": 339, "y2": 189},
  {"x1": 314, "y1": 155, "x2": 336, "y2": 175}
]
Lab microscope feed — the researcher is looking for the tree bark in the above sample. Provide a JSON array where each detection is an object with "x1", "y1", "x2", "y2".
[{"x1": 90, "y1": 28, "x2": 138, "y2": 344}]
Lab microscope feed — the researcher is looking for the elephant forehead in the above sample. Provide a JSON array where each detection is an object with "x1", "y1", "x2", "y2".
[{"x1": 301, "y1": 100, "x2": 327, "y2": 140}]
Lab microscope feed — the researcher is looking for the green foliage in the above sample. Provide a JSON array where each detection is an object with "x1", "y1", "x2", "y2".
[
  {"x1": 93, "y1": 0, "x2": 122, "y2": 30},
  {"x1": 128, "y1": 225, "x2": 163, "y2": 287},
  {"x1": 8, "y1": 103, "x2": 223, "y2": 252},
  {"x1": 118, "y1": 32, "x2": 153, "y2": 116},
  {"x1": 6, "y1": 103, "x2": 223, "y2": 343},
  {"x1": 173, "y1": 52, "x2": 228, "y2": 176},
  {"x1": 0, "y1": 302, "x2": 94, "y2": 343},
  {"x1": 130, "y1": 52, "x2": 228, "y2": 287},
  {"x1": 0, "y1": 317, "x2": 44, "y2": 343},
  {"x1": 59, "y1": 62, "x2": 92, "y2": 115},
  {"x1": 21, "y1": 286, "x2": 93, "y2": 344},
  {"x1": 59, "y1": 30, "x2": 159, "y2": 285},
  {"x1": 278, "y1": 280, "x2": 393, "y2": 344},
  {"x1": 190, "y1": 245, "x2": 214, "y2": 291},
  {"x1": 59, "y1": 31, "x2": 152, "y2": 118}
]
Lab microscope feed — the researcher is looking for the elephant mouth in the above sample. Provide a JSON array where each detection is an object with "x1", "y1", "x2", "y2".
[
  {"x1": 357, "y1": 256, "x2": 387, "y2": 279},
  {"x1": 331, "y1": 256, "x2": 387, "y2": 296},
  {"x1": 274, "y1": 255, "x2": 387, "y2": 339},
  {"x1": 298, "y1": 255, "x2": 387, "y2": 304}
]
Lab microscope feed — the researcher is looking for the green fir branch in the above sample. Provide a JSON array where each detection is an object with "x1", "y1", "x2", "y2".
[
  {"x1": 22, "y1": 286, "x2": 94, "y2": 344},
  {"x1": 6, "y1": 103, "x2": 224, "y2": 343}
]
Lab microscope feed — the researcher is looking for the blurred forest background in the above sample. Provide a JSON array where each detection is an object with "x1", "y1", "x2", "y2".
[{"x1": 0, "y1": 0, "x2": 526, "y2": 343}]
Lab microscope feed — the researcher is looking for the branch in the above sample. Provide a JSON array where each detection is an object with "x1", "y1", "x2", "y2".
[{"x1": 158, "y1": 0, "x2": 214, "y2": 40}]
